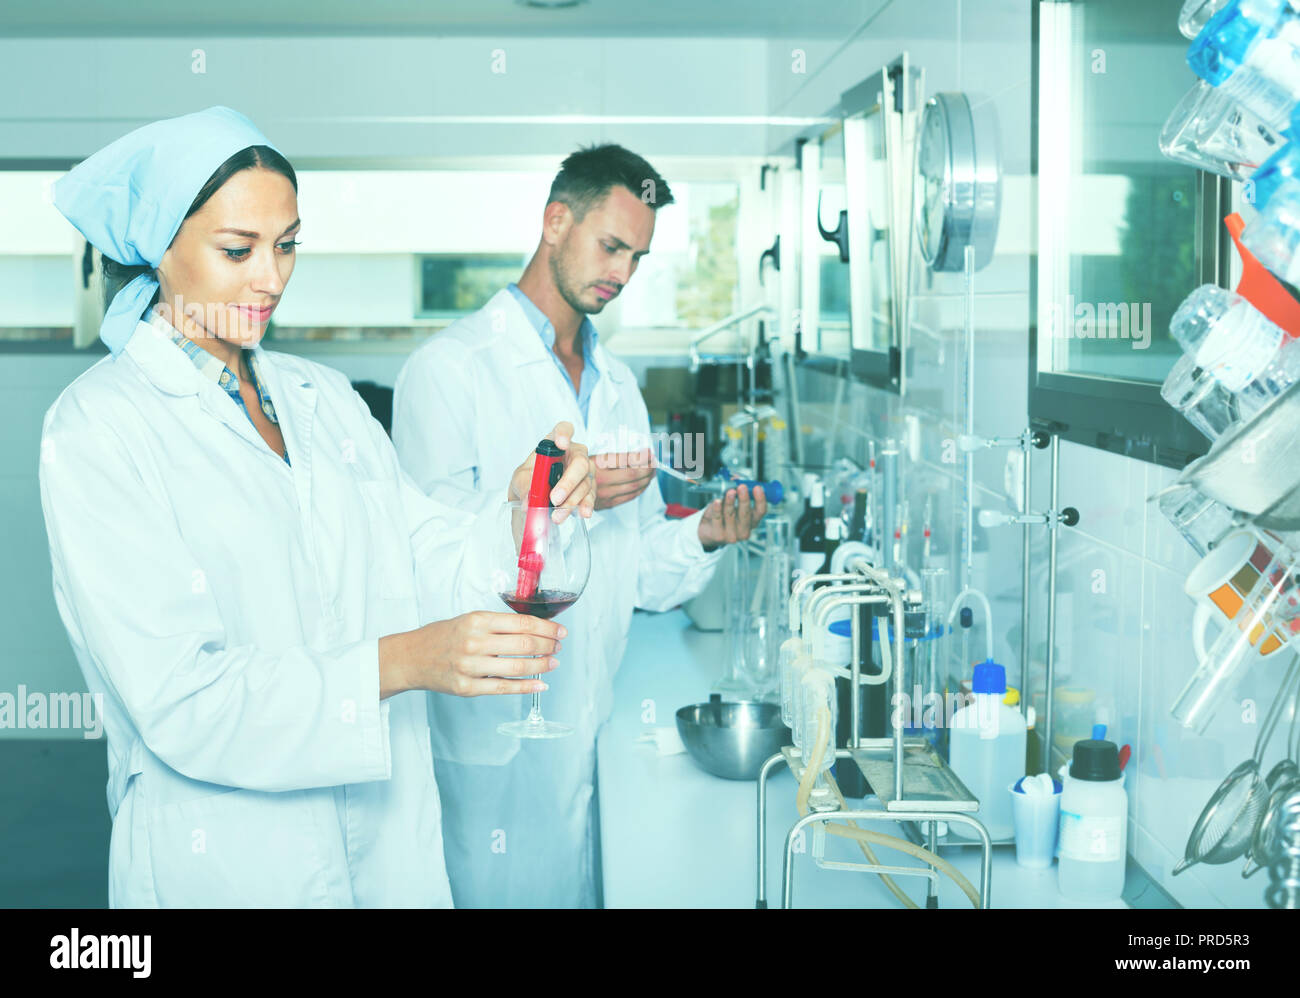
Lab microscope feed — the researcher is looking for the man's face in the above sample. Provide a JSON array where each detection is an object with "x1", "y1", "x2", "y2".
[{"x1": 549, "y1": 185, "x2": 656, "y2": 315}]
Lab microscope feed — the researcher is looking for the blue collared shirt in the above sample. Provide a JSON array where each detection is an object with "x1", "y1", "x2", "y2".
[
  {"x1": 506, "y1": 283, "x2": 600, "y2": 424},
  {"x1": 153, "y1": 314, "x2": 291, "y2": 465}
]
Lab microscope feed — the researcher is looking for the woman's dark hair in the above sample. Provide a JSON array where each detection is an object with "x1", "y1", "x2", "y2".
[{"x1": 101, "y1": 144, "x2": 298, "y2": 286}]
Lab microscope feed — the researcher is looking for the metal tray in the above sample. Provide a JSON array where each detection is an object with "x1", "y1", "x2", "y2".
[{"x1": 848, "y1": 738, "x2": 980, "y2": 812}]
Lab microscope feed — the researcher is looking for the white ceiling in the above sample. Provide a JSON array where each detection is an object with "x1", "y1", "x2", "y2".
[{"x1": 0, "y1": 0, "x2": 890, "y2": 38}]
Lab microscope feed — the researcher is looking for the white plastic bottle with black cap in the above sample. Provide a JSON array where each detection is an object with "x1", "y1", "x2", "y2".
[{"x1": 1057, "y1": 739, "x2": 1127, "y2": 901}]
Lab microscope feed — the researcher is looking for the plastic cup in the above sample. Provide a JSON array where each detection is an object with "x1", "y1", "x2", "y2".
[
  {"x1": 1010, "y1": 777, "x2": 1063, "y2": 869},
  {"x1": 1151, "y1": 481, "x2": 1238, "y2": 558},
  {"x1": 1159, "y1": 79, "x2": 1284, "y2": 181}
]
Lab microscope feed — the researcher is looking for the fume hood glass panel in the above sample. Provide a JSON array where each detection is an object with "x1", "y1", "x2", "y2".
[
  {"x1": 820, "y1": 253, "x2": 851, "y2": 348},
  {"x1": 1037, "y1": 0, "x2": 1201, "y2": 385},
  {"x1": 843, "y1": 102, "x2": 895, "y2": 360},
  {"x1": 816, "y1": 129, "x2": 852, "y2": 358}
]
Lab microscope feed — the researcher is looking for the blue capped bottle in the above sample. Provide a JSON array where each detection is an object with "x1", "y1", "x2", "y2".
[
  {"x1": 948, "y1": 660, "x2": 1027, "y2": 842},
  {"x1": 1187, "y1": 0, "x2": 1300, "y2": 132},
  {"x1": 1244, "y1": 102, "x2": 1300, "y2": 207}
]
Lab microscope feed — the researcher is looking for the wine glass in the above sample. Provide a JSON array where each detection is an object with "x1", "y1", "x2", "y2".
[{"x1": 490, "y1": 498, "x2": 590, "y2": 739}]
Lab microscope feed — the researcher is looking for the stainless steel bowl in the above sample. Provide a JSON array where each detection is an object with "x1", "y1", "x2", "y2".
[{"x1": 676, "y1": 697, "x2": 792, "y2": 781}]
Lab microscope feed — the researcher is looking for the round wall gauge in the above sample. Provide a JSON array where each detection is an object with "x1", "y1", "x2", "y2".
[{"x1": 914, "y1": 91, "x2": 1001, "y2": 272}]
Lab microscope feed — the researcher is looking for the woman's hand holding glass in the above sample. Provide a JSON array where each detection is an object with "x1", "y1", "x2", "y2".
[
  {"x1": 377, "y1": 425, "x2": 593, "y2": 702},
  {"x1": 378, "y1": 612, "x2": 565, "y2": 700},
  {"x1": 490, "y1": 497, "x2": 591, "y2": 738}
]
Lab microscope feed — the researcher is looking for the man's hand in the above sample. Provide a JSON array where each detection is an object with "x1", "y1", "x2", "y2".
[
  {"x1": 593, "y1": 448, "x2": 656, "y2": 511},
  {"x1": 697, "y1": 484, "x2": 768, "y2": 552},
  {"x1": 508, "y1": 421, "x2": 596, "y2": 519}
]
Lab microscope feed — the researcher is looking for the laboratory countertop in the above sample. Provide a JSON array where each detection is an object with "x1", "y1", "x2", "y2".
[{"x1": 596, "y1": 610, "x2": 1128, "y2": 910}]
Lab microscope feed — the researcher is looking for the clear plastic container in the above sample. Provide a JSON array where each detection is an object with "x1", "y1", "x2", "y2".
[
  {"x1": 1160, "y1": 79, "x2": 1285, "y2": 179},
  {"x1": 787, "y1": 652, "x2": 811, "y2": 750},
  {"x1": 800, "y1": 668, "x2": 838, "y2": 811},
  {"x1": 800, "y1": 669, "x2": 837, "y2": 774},
  {"x1": 1246, "y1": 134, "x2": 1300, "y2": 205},
  {"x1": 1161, "y1": 331, "x2": 1299, "y2": 441},
  {"x1": 1187, "y1": 0, "x2": 1300, "y2": 132},
  {"x1": 1152, "y1": 481, "x2": 1239, "y2": 557},
  {"x1": 947, "y1": 661, "x2": 1027, "y2": 841},
  {"x1": 1160, "y1": 353, "x2": 1240, "y2": 440},
  {"x1": 742, "y1": 516, "x2": 791, "y2": 698},
  {"x1": 1242, "y1": 174, "x2": 1300, "y2": 281},
  {"x1": 778, "y1": 636, "x2": 805, "y2": 731},
  {"x1": 1182, "y1": 0, "x2": 1233, "y2": 39},
  {"x1": 1011, "y1": 776, "x2": 1062, "y2": 868},
  {"x1": 1170, "y1": 284, "x2": 1293, "y2": 395}
]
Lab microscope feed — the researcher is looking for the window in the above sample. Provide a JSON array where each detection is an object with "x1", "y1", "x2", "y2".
[
  {"x1": 614, "y1": 180, "x2": 740, "y2": 331},
  {"x1": 263, "y1": 171, "x2": 741, "y2": 345},
  {"x1": 417, "y1": 254, "x2": 526, "y2": 319},
  {"x1": 1031, "y1": 0, "x2": 1229, "y2": 468},
  {"x1": 261, "y1": 169, "x2": 547, "y2": 344},
  {"x1": 0, "y1": 171, "x2": 76, "y2": 344},
  {"x1": 2, "y1": 164, "x2": 742, "y2": 350}
]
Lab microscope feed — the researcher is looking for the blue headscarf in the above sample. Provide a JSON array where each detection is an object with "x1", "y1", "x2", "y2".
[{"x1": 53, "y1": 106, "x2": 281, "y2": 355}]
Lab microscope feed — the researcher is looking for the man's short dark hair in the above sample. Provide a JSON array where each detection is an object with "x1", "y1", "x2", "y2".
[{"x1": 547, "y1": 143, "x2": 674, "y2": 221}]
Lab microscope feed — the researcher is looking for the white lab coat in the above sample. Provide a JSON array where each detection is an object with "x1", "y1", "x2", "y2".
[
  {"x1": 39, "y1": 314, "x2": 497, "y2": 908},
  {"x1": 392, "y1": 287, "x2": 723, "y2": 907}
]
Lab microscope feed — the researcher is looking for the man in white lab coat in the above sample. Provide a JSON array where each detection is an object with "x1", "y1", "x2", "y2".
[{"x1": 393, "y1": 144, "x2": 767, "y2": 907}]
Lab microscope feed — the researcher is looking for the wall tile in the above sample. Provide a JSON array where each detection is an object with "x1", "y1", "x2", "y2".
[{"x1": 1057, "y1": 440, "x2": 1147, "y2": 557}]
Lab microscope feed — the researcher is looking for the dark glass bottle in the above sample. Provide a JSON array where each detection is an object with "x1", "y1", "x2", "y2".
[
  {"x1": 796, "y1": 480, "x2": 826, "y2": 577},
  {"x1": 818, "y1": 517, "x2": 843, "y2": 575},
  {"x1": 793, "y1": 474, "x2": 818, "y2": 543},
  {"x1": 849, "y1": 488, "x2": 869, "y2": 543}
]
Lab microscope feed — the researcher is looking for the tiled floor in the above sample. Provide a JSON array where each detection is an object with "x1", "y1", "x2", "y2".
[{"x1": 0, "y1": 739, "x2": 110, "y2": 908}]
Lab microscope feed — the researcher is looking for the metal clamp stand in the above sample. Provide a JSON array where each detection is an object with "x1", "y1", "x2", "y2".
[{"x1": 972, "y1": 431, "x2": 1077, "y2": 773}]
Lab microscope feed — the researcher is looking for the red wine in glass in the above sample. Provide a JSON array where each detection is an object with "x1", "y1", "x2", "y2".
[
  {"x1": 493, "y1": 491, "x2": 589, "y2": 741},
  {"x1": 498, "y1": 589, "x2": 580, "y2": 619}
]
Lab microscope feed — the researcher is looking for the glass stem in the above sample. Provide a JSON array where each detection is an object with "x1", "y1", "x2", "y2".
[{"x1": 528, "y1": 680, "x2": 544, "y2": 722}]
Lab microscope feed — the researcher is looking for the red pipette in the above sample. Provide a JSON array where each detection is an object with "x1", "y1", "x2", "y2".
[{"x1": 515, "y1": 438, "x2": 565, "y2": 600}]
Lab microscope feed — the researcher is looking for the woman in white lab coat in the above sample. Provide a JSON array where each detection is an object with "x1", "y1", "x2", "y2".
[{"x1": 39, "y1": 106, "x2": 595, "y2": 907}]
